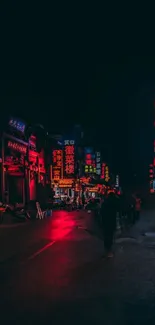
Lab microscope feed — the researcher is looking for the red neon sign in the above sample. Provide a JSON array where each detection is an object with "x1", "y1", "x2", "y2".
[
  {"x1": 8, "y1": 140, "x2": 27, "y2": 154},
  {"x1": 64, "y1": 144, "x2": 75, "y2": 176},
  {"x1": 101, "y1": 163, "x2": 106, "y2": 179},
  {"x1": 52, "y1": 150, "x2": 63, "y2": 180}
]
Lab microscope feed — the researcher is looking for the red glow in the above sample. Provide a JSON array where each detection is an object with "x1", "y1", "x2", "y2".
[
  {"x1": 85, "y1": 159, "x2": 92, "y2": 165},
  {"x1": 65, "y1": 146, "x2": 74, "y2": 155},
  {"x1": 64, "y1": 145, "x2": 75, "y2": 176},
  {"x1": 8, "y1": 140, "x2": 27, "y2": 154},
  {"x1": 52, "y1": 149, "x2": 63, "y2": 180},
  {"x1": 86, "y1": 154, "x2": 91, "y2": 159},
  {"x1": 101, "y1": 163, "x2": 105, "y2": 179},
  {"x1": 50, "y1": 211, "x2": 75, "y2": 240}
]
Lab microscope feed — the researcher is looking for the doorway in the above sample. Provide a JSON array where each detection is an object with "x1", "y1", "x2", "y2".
[{"x1": 8, "y1": 175, "x2": 24, "y2": 205}]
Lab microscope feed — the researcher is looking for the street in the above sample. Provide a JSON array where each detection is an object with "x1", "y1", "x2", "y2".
[{"x1": 1, "y1": 210, "x2": 155, "y2": 324}]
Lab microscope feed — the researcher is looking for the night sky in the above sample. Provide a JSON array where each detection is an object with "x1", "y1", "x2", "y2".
[{"x1": 0, "y1": 31, "x2": 154, "y2": 188}]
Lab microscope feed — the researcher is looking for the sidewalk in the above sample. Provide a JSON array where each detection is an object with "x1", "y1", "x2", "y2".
[
  {"x1": 75, "y1": 210, "x2": 121, "y2": 240},
  {"x1": 75, "y1": 209, "x2": 155, "y2": 241},
  {"x1": 0, "y1": 212, "x2": 31, "y2": 228}
]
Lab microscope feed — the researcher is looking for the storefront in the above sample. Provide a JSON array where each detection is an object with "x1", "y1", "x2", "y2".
[
  {"x1": 2, "y1": 133, "x2": 28, "y2": 205},
  {"x1": 53, "y1": 179, "x2": 74, "y2": 199}
]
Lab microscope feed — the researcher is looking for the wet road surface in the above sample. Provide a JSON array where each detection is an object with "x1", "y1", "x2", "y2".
[{"x1": 1, "y1": 210, "x2": 155, "y2": 324}]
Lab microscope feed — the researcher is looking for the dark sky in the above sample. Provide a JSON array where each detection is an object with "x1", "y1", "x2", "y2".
[{"x1": 0, "y1": 5, "x2": 154, "y2": 187}]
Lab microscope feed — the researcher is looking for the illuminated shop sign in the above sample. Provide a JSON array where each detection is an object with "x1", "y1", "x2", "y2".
[
  {"x1": 101, "y1": 163, "x2": 106, "y2": 179},
  {"x1": 29, "y1": 135, "x2": 36, "y2": 151},
  {"x1": 7, "y1": 140, "x2": 27, "y2": 155},
  {"x1": 105, "y1": 165, "x2": 110, "y2": 182},
  {"x1": 9, "y1": 117, "x2": 26, "y2": 134},
  {"x1": 84, "y1": 148, "x2": 96, "y2": 174},
  {"x1": 58, "y1": 179, "x2": 73, "y2": 188},
  {"x1": 149, "y1": 165, "x2": 154, "y2": 179},
  {"x1": 85, "y1": 165, "x2": 94, "y2": 173},
  {"x1": 96, "y1": 152, "x2": 101, "y2": 175},
  {"x1": 116, "y1": 175, "x2": 119, "y2": 187},
  {"x1": 52, "y1": 149, "x2": 63, "y2": 180},
  {"x1": 64, "y1": 140, "x2": 75, "y2": 177}
]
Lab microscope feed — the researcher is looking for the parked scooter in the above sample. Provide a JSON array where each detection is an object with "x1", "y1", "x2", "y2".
[{"x1": 6, "y1": 204, "x2": 30, "y2": 222}]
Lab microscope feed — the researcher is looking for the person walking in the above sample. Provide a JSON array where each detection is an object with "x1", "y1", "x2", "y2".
[{"x1": 100, "y1": 191, "x2": 118, "y2": 258}]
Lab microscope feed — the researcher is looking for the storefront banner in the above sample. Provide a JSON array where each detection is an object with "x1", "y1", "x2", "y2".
[
  {"x1": 58, "y1": 179, "x2": 73, "y2": 188},
  {"x1": 7, "y1": 140, "x2": 27, "y2": 155}
]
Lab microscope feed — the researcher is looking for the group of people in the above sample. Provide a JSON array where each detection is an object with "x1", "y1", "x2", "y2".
[{"x1": 99, "y1": 191, "x2": 141, "y2": 258}]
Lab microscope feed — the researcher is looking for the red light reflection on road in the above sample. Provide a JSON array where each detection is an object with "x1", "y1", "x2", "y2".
[{"x1": 50, "y1": 211, "x2": 75, "y2": 241}]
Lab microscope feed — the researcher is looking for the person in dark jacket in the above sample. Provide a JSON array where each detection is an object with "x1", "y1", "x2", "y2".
[{"x1": 100, "y1": 192, "x2": 118, "y2": 257}]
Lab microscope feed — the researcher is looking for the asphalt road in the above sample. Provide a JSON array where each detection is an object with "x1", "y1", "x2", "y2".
[{"x1": 1, "y1": 210, "x2": 155, "y2": 324}]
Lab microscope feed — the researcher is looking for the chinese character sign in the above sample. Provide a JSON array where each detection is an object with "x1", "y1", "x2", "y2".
[
  {"x1": 101, "y1": 163, "x2": 106, "y2": 179},
  {"x1": 105, "y1": 165, "x2": 110, "y2": 182},
  {"x1": 115, "y1": 175, "x2": 119, "y2": 187},
  {"x1": 64, "y1": 140, "x2": 75, "y2": 177},
  {"x1": 84, "y1": 148, "x2": 96, "y2": 174},
  {"x1": 149, "y1": 164, "x2": 154, "y2": 179},
  {"x1": 52, "y1": 149, "x2": 63, "y2": 180},
  {"x1": 96, "y1": 152, "x2": 101, "y2": 175},
  {"x1": 85, "y1": 165, "x2": 94, "y2": 173},
  {"x1": 7, "y1": 140, "x2": 27, "y2": 155}
]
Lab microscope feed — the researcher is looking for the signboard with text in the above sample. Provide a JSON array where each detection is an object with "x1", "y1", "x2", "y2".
[
  {"x1": 96, "y1": 152, "x2": 101, "y2": 175},
  {"x1": 101, "y1": 163, "x2": 106, "y2": 179},
  {"x1": 64, "y1": 140, "x2": 75, "y2": 178},
  {"x1": 52, "y1": 149, "x2": 63, "y2": 180},
  {"x1": 9, "y1": 117, "x2": 26, "y2": 134},
  {"x1": 84, "y1": 148, "x2": 96, "y2": 174},
  {"x1": 105, "y1": 165, "x2": 110, "y2": 182}
]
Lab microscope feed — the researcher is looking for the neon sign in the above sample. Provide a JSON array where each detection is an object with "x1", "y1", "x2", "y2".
[
  {"x1": 101, "y1": 163, "x2": 106, "y2": 179},
  {"x1": 85, "y1": 165, "x2": 94, "y2": 173},
  {"x1": 52, "y1": 149, "x2": 63, "y2": 180},
  {"x1": 7, "y1": 140, "x2": 27, "y2": 154},
  {"x1": 59, "y1": 179, "x2": 73, "y2": 188},
  {"x1": 116, "y1": 175, "x2": 119, "y2": 187},
  {"x1": 105, "y1": 165, "x2": 110, "y2": 182},
  {"x1": 96, "y1": 152, "x2": 101, "y2": 175},
  {"x1": 9, "y1": 117, "x2": 26, "y2": 134},
  {"x1": 64, "y1": 141, "x2": 75, "y2": 176},
  {"x1": 84, "y1": 148, "x2": 96, "y2": 174}
]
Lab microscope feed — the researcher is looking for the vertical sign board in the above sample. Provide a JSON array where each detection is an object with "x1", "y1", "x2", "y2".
[
  {"x1": 64, "y1": 140, "x2": 75, "y2": 178},
  {"x1": 52, "y1": 149, "x2": 63, "y2": 180},
  {"x1": 101, "y1": 163, "x2": 106, "y2": 179},
  {"x1": 149, "y1": 164, "x2": 154, "y2": 193},
  {"x1": 115, "y1": 175, "x2": 119, "y2": 187},
  {"x1": 84, "y1": 148, "x2": 96, "y2": 174},
  {"x1": 96, "y1": 152, "x2": 101, "y2": 176},
  {"x1": 105, "y1": 165, "x2": 110, "y2": 182}
]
